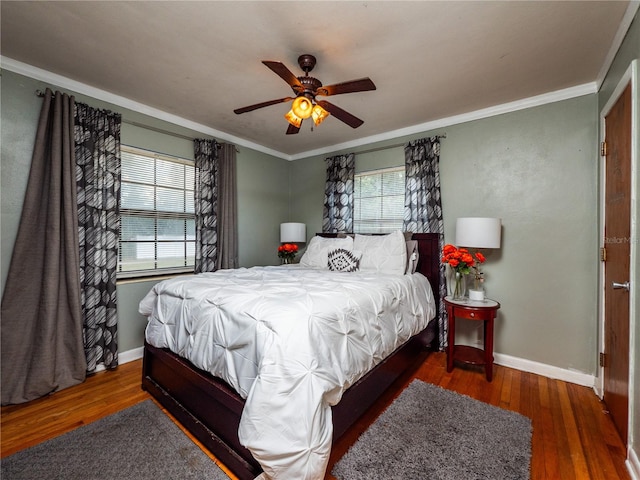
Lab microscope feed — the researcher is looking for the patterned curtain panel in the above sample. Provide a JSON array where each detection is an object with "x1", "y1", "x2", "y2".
[
  {"x1": 403, "y1": 136, "x2": 448, "y2": 350},
  {"x1": 194, "y1": 139, "x2": 219, "y2": 273},
  {"x1": 322, "y1": 153, "x2": 355, "y2": 233},
  {"x1": 216, "y1": 143, "x2": 239, "y2": 270},
  {"x1": 1, "y1": 89, "x2": 87, "y2": 405},
  {"x1": 75, "y1": 102, "x2": 122, "y2": 372}
]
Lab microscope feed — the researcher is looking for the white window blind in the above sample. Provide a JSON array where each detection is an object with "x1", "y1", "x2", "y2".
[
  {"x1": 118, "y1": 146, "x2": 195, "y2": 278},
  {"x1": 353, "y1": 167, "x2": 405, "y2": 233}
]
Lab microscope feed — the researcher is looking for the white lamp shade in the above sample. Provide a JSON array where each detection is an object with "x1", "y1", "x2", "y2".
[
  {"x1": 455, "y1": 217, "x2": 501, "y2": 248},
  {"x1": 280, "y1": 222, "x2": 306, "y2": 243}
]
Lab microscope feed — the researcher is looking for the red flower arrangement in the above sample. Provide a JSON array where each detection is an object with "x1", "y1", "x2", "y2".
[
  {"x1": 278, "y1": 243, "x2": 299, "y2": 263},
  {"x1": 441, "y1": 244, "x2": 486, "y2": 288}
]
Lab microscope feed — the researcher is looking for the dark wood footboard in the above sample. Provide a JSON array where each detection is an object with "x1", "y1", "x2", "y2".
[
  {"x1": 143, "y1": 322, "x2": 435, "y2": 480},
  {"x1": 141, "y1": 232, "x2": 441, "y2": 479},
  {"x1": 142, "y1": 342, "x2": 260, "y2": 479}
]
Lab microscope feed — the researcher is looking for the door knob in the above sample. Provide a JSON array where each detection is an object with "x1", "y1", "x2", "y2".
[{"x1": 612, "y1": 281, "x2": 630, "y2": 291}]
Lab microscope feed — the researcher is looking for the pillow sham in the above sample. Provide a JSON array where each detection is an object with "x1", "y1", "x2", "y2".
[
  {"x1": 327, "y1": 248, "x2": 362, "y2": 272},
  {"x1": 299, "y1": 235, "x2": 354, "y2": 269},
  {"x1": 354, "y1": 230, "x2": 407, "y2": 275}
]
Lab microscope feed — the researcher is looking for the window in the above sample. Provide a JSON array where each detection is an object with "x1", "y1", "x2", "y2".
[
  {"x1": 353, "y1": 167, "x2": 405, "y2": 233},
  {"x1": 119, "y1": 146, "x2": 195, "y2": 278}
]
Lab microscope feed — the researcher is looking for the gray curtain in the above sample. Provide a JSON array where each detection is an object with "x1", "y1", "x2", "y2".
[
  {"x1": 403, "y1": 136, "x2": 447, "y2": 350},
  {"x1": 1, "y1": 89, "x2": 86, "y2": 405},
  {"x1": 216, "y1": 143, "x2": 239, "y2": 270},
  {"x1": 194, "y1": 139, "x2": 219, "y2": 273},
  {"x1": 75, "y1": 102, "x2": 121, "y2": 372},
  {"x1": 323, "y1": 153, "x2": 355, "y2": 233}
]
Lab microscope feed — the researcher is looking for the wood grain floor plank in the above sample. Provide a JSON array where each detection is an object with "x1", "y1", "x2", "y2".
[
  {"x1": 569, "y1": 382, "x2": 628, "y2": 480},
  {"x1": 536, "y1": 375, "x2": 562, "y2": 480},
  {"x1": 557, "y1": 380, "x2": 591, "y2": 479},
  {"x1": 487, "y1": 363, "x2": 505, "y2": 407},
  {"x1": 0, "y1": 352, "x2": 631, "y2": 480}
]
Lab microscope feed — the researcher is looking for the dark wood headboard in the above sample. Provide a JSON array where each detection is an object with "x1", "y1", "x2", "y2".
[{"x1": 409, "y1": 232, "x2": 441, "y2": 306}]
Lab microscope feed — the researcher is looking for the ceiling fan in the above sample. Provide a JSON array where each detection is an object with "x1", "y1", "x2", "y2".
[{"x1": 234, "y1": 54, "x2": 376, "y2": 134}]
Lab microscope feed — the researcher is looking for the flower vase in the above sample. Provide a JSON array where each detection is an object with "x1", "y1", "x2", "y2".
[
  {"x1": 281, "y1": 257, "x2": 292, "y2": 265},
  {"x1": 450, "y1": 271, "x2": 466, "y2": 300}
]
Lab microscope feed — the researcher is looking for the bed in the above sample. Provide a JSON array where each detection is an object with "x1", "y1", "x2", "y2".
[{"x1": 140, "y1": 232, "x2": 441, "y2": 480}]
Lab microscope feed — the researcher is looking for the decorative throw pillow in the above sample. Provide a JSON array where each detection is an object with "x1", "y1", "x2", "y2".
[
  {"x1": 327, "y1": 248, "x2": 362, "y2": 272},
  {"x1": 300, "y1": 236, "x2": 354, "y2": 269}
]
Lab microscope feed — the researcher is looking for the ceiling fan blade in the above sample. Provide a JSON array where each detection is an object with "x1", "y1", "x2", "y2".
[
  {"x1": 316, "y1": 100, "x2": 364, "y2": 128},
  {"x1": 286, "y1": 121, "x2": 301, "y2": 135},
  {"x1": 234, "y1": 97, "x2": 294, "y2": 114},
  {"x1": 316, "y1": 78, "x2": 376, "y2": 96},
  {"x1": 263, "y1": 61, "x2": 304, "y2": 93}
]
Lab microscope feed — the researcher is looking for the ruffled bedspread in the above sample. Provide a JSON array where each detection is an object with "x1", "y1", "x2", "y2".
[{"x1": 140, "y1": 266, "x2": 435, "y2": 480}]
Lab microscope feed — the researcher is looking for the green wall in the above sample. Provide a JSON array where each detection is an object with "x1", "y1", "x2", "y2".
[
  {"x1": 292, "y1": 95, "x2": 599, "y2": 375},
  {"x1": 0, "y1": 69, "x2": 290, "y2": 352}
]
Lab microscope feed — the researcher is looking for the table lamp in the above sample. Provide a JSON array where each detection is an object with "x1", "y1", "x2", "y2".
[
  {"x1": 279, "y1": 223, "x2": 306, "y2": 264},
  {"x1": 455, "y1": 217, "x2": 501, "y2": 300},
  {"x1": 280, "y1": 222, "x2": 306, "y2": 243}
]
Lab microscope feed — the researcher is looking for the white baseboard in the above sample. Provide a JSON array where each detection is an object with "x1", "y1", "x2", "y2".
[
  {"x1": 628, "y1": 447, "x2": 640, "y2": 480},
  {"x1": 92, "y1": 346, "x2": 144, "y2": 373},
  {"x1": 119, "y1": 346, "x2": 145, "y2": 364},
  {"x1": 109, "y1": 346, "x2": 597, "y2": 387},
  {"x1": 493, "y1": 352, "x2": 595, "y2": 388}
]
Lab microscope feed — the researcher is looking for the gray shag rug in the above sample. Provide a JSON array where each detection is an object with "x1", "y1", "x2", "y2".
[
  {"x1": 332, "y1": 379, "x2": 532, "y2": 480},
  {"x1": 1, "y1": 400, "x2": 229, "y2": 480}
]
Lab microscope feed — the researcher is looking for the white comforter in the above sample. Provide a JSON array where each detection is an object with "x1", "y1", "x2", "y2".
[{"x1": 140, "y1": 266, "x2": 435, "y2": 480}]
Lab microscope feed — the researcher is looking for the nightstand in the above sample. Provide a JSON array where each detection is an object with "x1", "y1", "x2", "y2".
[{"x1": 444, "y1": 296, "x2": 500, "y2": 381}]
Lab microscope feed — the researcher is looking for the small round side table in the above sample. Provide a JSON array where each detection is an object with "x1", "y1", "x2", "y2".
[{"x1": 444, "y1": 296, "x2": 501, "y2": 382}]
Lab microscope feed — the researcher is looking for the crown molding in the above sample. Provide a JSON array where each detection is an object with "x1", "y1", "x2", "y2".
[
  {"x1": 0, "y1": 56, "x2": 287, "y2": 160},
  {"x1": 2, "y1": 56, "x2": 597, "y2": 162},
  {"x1": 289, "y1": 82, "x2": 597, "y2": 160},
  {"x1": 595, "y1": 1, "x2": 640, "y2": 89}
]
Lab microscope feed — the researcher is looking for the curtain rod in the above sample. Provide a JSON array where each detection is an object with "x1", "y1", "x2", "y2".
[
  {"x1": 35, "y1": 89, "x2": 228, "y2": 148},
  {"x1": 354, "y1": 135, "x2": 446, "y2": 156}
]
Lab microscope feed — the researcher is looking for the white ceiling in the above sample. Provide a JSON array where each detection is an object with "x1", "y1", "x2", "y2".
[{"x1": 1, "y1": 1, "x2": 636, "y2": 159}]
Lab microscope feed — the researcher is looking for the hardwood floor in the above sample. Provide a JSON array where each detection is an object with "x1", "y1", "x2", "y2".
[{"x1": 1, "y1": 352, "x2": 630, "y2": 480}]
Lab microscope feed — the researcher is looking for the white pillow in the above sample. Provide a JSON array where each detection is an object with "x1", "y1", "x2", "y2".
[
  {"x1": 354, "y1": 230, "x2": 407, "y2": 274},
  {"x1": 299, "y1": 236, "x2": 354, "y2": 269}
]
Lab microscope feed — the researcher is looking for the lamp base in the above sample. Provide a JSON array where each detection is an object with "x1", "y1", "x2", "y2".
[{"x1": 468, "y1": 289, "x2": 485, "y2": 301}]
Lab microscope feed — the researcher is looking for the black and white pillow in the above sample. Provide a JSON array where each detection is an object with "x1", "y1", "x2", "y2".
[
  {"x1": 327, "y1": 249, "x2": 362, "y2": 272},
  {"x1": 299, "y1": 236, "x2": 354, "y2": 269}
]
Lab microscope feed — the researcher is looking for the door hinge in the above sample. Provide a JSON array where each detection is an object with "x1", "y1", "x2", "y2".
[
  {"x1": 601, "y1": 141, "x2": 607, "y2": 157},
  {"x1": 600, "y1": 247, "x2": 607, "y2": 262},
  {"x1": 600, "y1": 352, "x2": 606, "y2": 368}
]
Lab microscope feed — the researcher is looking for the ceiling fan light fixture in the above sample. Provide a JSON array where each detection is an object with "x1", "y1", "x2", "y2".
[
  {"x1": 311, "y1": 104, "x2": 329, "y2": 126},
  {"x1": 234, "y1": 55, "x2": 375, "y2": 134},
  {"x1": 284, "y1": 109, "x2": 302, "y2": 128},
  {"x1": 291, "y1": 96, "x2": 313, "y2": 119}
]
